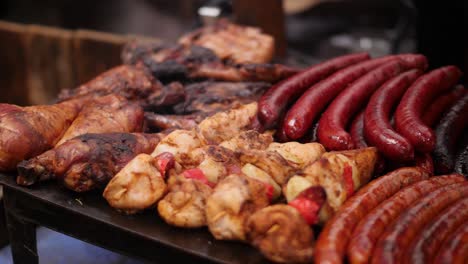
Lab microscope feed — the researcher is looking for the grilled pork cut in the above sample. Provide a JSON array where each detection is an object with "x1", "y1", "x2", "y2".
[
  {"x1": 17, "y1": 133, "x2": 162, "y2": 192},
  {"x1": 0, "y1": 99, "x2": 83, "y2": 171}
]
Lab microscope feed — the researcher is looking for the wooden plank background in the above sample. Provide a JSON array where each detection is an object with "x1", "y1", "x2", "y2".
[{"x1": 0, "y1": 20, "x2": 158, "y2": 106}]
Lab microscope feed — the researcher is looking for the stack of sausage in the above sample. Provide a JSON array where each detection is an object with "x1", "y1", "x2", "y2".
[
  {"x1": 314, "y1": 167, "x2": 468, "y2": 264},
  {"x1": 257, "y1": 53, "x2": 468, "y2": 175}
]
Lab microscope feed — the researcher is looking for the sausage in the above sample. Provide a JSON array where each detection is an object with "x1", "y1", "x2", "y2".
[
  {"x1": 317, "y1": 55, "x2": 428, "y2": 151},
  {"x1": 434, "y1": 221, "x2": 468, "y2": 264},
  {"x1": 363, "y1": 69, "x2": 422, "y2": 161},
  {"x1": 371, "y1": 182, "x2": 468, "y2": 264},
  {"x1": 422, "y1": 85, "x2": 466, "y2": 127},
  {"x1": 281, "y1": 54, "x2": 427, "y2": 140},
  {"x1": 395, "y1": 66, "x2": 463, "y2": 153},
  {"x1": 347, "y1": 174, "x2": 465, "y2": 264},
  {"x1": 258, "y1": 52, "x2": 370, "y2": 128},
  {"x1": 414, "y1": 152, "x2": 434, "y2": 175},
  {"x1": 454, "y1": 143, "x2": 468, "y2": 176},
  {"x1": 314, "y1": 167, "x2": 431, "y2": 264},
  {"x1": 350, "y1": 110, "x2": 367, "y2": 149},
  {"x1": 407, "y1": 197, "x2": 468, "y2": 264},
  {"x1": 433, "y1": 93, "x2": 468, "y2": 174}
]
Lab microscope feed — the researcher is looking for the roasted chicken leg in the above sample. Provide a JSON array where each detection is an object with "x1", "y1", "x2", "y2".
[
  {"x1": 0, "y1": 99, "x2": 83, "y2": 171},
  {"x1": 17, "y1": 133, "x2": 162, "y2": 192}
]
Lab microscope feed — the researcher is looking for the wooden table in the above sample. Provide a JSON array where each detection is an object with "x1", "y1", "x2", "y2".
[{"x1": 0, "y1": 174, "x2": 268, "y2": 264}]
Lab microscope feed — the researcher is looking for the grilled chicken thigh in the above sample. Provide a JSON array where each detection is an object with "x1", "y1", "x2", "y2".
[
  {"x1": 0, "y1": 99, "x2": 83, "y2": 171},
  {"x1": 56, "y1": 94, "x2": 144, "y2": 146},
  {"x1": 17, "y1": 133, "x2": 161, "y2": 191}
]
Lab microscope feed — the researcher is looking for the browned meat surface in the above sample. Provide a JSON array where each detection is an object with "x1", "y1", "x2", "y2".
[
  {"x1": 17, "y1": 133, "x2": 162, "y2": 192},
  {"x1": 144, "y1": 113, "x2": 201, "y2": 131},
  {"x1": 56, "y1": 94, "x2": 145, "y2": 146},
  {"x1": 122, "y1": 41, "x2": 298, "y2": 83},
  {"x1": 179, "y1": 19, "x2": 274, "y2": 64},
  {"x1": 245, "y1": 204, "x2": 315, "y2": 263},
  {"x1": 0, "y1": 99, "x2": 83, "y2": 171}
]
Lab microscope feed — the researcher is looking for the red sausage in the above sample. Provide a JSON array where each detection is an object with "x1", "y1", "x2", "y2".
[
  {"x1": 371, "y1": 182, "x2": 468, "y2": 264},
  {"x1": 315, "y1": 167, "x2": 430, "y2": 264},
  {"x1": 407, "y1": 197, "x2": 468, "y2": 264},
  {"x1": 281, "y1": 54, "x2": 411, "y2": 140},
  {"x1": 395, "y1": 66, "x2": 462, "y2": 152},
  {"x1": 433, "y1": 93, "x2": 468, "y2": 174},
  {"x1": 414, "y1": 152, "x2": 434, "y2": 175},
  {"x1": 422, "y1": 85, "x2": 466, "y2": 127},
  {"x1": 348, "y1": 174, "x2": 465, "y2": 264},
  {"x1": 350, "y1": 110, "x2": 367, "y2": 149},
  {"x1": 258, "y1": 53, "x2": 370, "y2": 128},
  {"x1": 434, "y1": 221, "x2": 468, "y2": 264},
  {"x1": 317, "y1": 55, "x2": 428, "y2": 151},
  {"x1": 363, "y1": 69, "x2": 422, "y2": 161}
]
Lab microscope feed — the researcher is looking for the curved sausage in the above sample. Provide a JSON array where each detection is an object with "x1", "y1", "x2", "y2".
[
  {"x1": 314, "y1": 167, "x2": 431, "y2": 264},
  {"x1": 407, "y1": 197, "x2": 468, "y2": 264},
  {"x1": 348, "y1": 174, "x2": 465, "y2": 264},
  {"x1": 433, "y1": 93, "x2": 468, "y2": 174},
  {"x1": 350, "y1": 110, "x2": 367, "y2": 149},
  {"x1": 422, "y1": 85, "x2": 466, "y2": 127},
  {"x1": 282, "y1": 54, "x2": 427, "y2": 141},
  {"x1": 318, "y1": 56, "x2": 428, "y2": 151},
  {"x1": 371, "y1": 182, "x2": 468, "y2": 264},
  {"x1": 395, "y1": 66, "x2": 462, "y2": 152},
  {"x1": 363, "y1": 69, "x2": 422, "y2": 161},
  {"x1": 258, "y1": 53, "x2": 370, "y2": 128},
  {"x1": 434, "y1": 221, "x2": 468, "y2": 264}
]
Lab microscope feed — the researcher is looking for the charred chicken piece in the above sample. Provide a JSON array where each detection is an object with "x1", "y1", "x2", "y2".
[
  {"x1": 57, "y1": 65, "x2": 185, "y2": 111},
  {"x1": 0, "y1": 99, "x2": 82, "y2": 171},
  {"x1": 103, "y1": 153, "x2": 170, "y2": 214},
  {"x1": 206, "y1": 174, "x2": 269, "y2": 241},
  {"x1": 144, "y1": 113, "x2": 204, "y2": 132},
  {"x1": 178, "y1": 19, "x2": 275, "y2": 64},
  {"x1": 301, "y1": 147, "x2": 378, "y2": 221},
  {"x1": 198, "y1": 102, "x2": 259, "y2": 144},
  {"x1": 157, "y1": 178, "x2": 213, "y2": 228},
  {"x1": 56, "y1": 94, "x2": 144, "y2": 146},
  {"x1": 17, "y1": 133, "x2": 162, "y2": 192},
  {"x1": 123, "y1": 41, "x2": 298, "y2": 83},
  {"x1": 219, "y1": 130, "x2": 273, "y2": 152},
  {"x1": 245, "y1": 204, "x2": 315, "y2": 263},
  {"x1": 267, "y1": 142, "x2": 325, "y2": 168}
]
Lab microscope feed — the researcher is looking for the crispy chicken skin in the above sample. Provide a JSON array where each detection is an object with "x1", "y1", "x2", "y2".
[
  {"x1": 267, "y1": 142, "x2": 325, "y2": 168},
  {"x1": 17, "y1": 133, "x2": 161, "y2": 191},
  {"x1": 56, "y1": 94, "x2": 144, "y2": 146},
  {"x1": 219, "y1": 130, "x2": 273, "y2": 152},
  {"x1": 103, "y1": 153, "x2": 166, "y2": 214},
  {"x1": 302, "y1": 147, "x2": 378, "y2": 214},
  {"x1": 0, "y1": 99, "x2": 82, "y2": 171},
  {"x1": 178, "y1": 19, "x2": 274, "y2": 64},
  {"x1": 198, "y1": 102, "x2": 258, "y2": 144},
  {"x1": 245, "y1": 204, "x2": 315, "y2": 263},
  {"x1": 206, "y1": 175, "x2": 269, "y2": 241},
  {"x1": 158, "y1": 178, "x2": 212, "y2": 228}
]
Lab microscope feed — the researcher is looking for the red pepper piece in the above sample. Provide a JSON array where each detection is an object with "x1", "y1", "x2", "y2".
[
  {"x1": 288, "y1": 186, "x2": 327, "y2": 225},
  {"x1": 154, "y1": 152, "x2": 175, "y2": 178},
  {"x1": 183, "y1": 168, "x2": 215, "y2": 188},
  {"x1": 343, "y1": 163, "x2": 354, "y2": 196}
]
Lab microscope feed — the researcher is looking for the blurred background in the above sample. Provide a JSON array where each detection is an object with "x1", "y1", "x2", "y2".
[{"x1": 0, "y1": 0, "x2": 466, "y2": 105}]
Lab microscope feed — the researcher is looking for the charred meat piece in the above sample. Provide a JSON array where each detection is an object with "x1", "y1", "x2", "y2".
[
  {"x1": 0, "y1": 99, "x2": 83, "y2": 171},
  {"x1": 56, "y1": 94, "x2": 144, "y2": 146},
  {"x1": 57, "y1": 65, "x2": 185, "y2": 110},
  {"x1": 178, "y1": 19, "x2": 274, "y2": 64},
  {"x1": 144, "y1": 113, "x2": 202, "y2": 132},
  {"x1": 123, "y1": 41, "x2": 298, "y2": 83},
  {"x1": 17, "y1": 133, "x2": 162, "y2": 192}
]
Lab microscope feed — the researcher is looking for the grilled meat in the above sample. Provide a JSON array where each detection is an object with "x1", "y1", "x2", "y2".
[
  {"x1": 0, "y1": 99, "x2": 83, "y2": 171},
  {"x1": 122, "y1": 41, "x2": 298, "y2": 83},
  {"x1": 178, "y1": 19, "x2": 274, "y2": 64},
  {"x1": 56, "y1": 94, "x2": 145, "y2": 146},
  {"x1": 17, "y1": 133, "x2": 162, "y2": 192}
]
